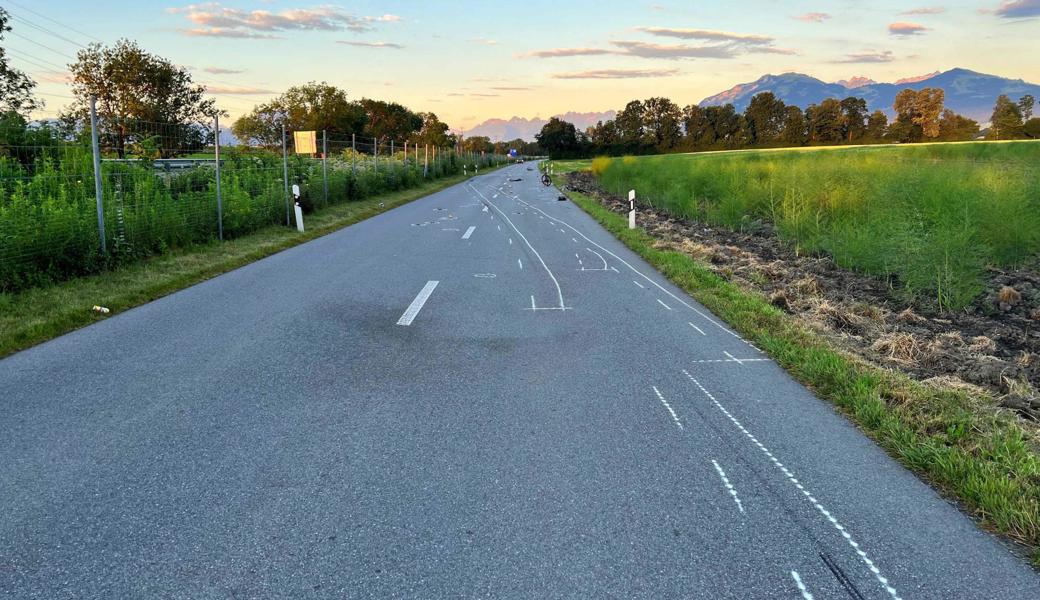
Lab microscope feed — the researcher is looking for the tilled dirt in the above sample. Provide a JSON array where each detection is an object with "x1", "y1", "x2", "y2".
[{"x1": 565, "y1": 171, "x2": 1040, "y2": 421}]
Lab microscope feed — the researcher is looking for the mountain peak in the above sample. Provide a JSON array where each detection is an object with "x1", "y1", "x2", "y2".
[
  {"x1": 836, "y1": 76, "x2": 877, "y2": 89},
  {"x1": 894, "y1": 71, "x2": 940, "y2": 85}
]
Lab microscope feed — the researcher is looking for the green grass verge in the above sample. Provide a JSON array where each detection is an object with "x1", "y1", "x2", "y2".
[
  {"x1": 0, "y1": 171, "x2": 488, "y2": 358},
  {"x1": 566, "y1": 186, "x2": 1040, "y2": 564}
]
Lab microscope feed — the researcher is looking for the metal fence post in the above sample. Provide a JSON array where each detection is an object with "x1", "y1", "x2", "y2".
[
  {"x1": 214, "y1": 114, "x2": 223, "y2": 241},
  {"x1": 351, "y1": 133, "x2": 356, "y2": 177},
  {"x1": 322, "y1": 129, "x2": 328, "y2": 206},
  {"x1": 424, "y1": 144, "x2": 429, "y2": 178},
  {"x1": 89, "y1": 96, "x2": 107, "y2": 255},
  {"x1": 282, "y1": 123, "x2": 290, "y2": 226},
  {"x1": 374, "y1": 138, "x2": 379, "y2": 172}
]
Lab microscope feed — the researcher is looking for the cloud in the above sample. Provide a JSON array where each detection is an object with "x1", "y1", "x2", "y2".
[
  {"x1": 337, "y1": 41, "x2": 404, "y2": 49},
  {"x1": 832, "y1": 50, "x2": 895, "y2": 63},
  {"x1": 635, "y1": 27, "x2": 773, "y2": 44},
  {"x1": 181, "y1": 27, "x2": 282, "y2": 39},
  {"x1": 37, "y1": 71, "x2": 72, "y2": 84},
  {"x1": 794, "y1": 12, "x2": 831, "y2": 22},
  {"x1": 470, "y1": 93, "x2": 500, "y2": 97},
  {"x1": 204, "y1": 84, "x2": 274, "y2": 94},
  {"x1": 747, "y1": 46, "x2": 798, "y2": 55},
  {"x1": 490, "y1": 86, "x2": 535, "y2": 91},
  {"x1": 888, "y1": 21, "x2": 929, "y2": 35},
  {"x1": 610, "y1": 40, "x2": 736, "y2": 59},
  {"x1": 519, "y1": 47, "x2": 615, "y2": 58},
  {"x1": 992, "y1": 0, "x2": 1040, "y2": 17},
  {"x1": 470, "y1": 38, "x2": 498, "y2": 45},
  {"x1": 168, "y1": 4, "x2": 402, "y2": 37},
  {"x1": 901, "y1": 6, "x2": 946, "y2": 14},
  {"x1": 552, "y1": 68, "x2": 680, "y2": 79},
  {"x1": 203, "y1": 66, "x2": 244, "y2": 74}
]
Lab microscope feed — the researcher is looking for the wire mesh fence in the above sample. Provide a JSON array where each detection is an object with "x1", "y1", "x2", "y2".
[{"x1": 0, "y1": 101, "x2": 510, "y2": 293}]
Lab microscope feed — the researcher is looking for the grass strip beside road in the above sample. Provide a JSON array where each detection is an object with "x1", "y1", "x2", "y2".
[
  {"x1": 565, "y1": 186, "x2": 1040, "y2": 564},
  {"x1": 0, "y1": 172, "x2": 485, "y2": 358}
]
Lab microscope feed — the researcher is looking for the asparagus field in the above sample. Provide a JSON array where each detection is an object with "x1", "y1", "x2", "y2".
[{"x1": 591, "y1": 141, "x2": 1040, "y2": 310}]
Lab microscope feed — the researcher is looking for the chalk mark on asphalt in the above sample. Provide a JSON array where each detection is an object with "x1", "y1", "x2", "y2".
[
  {"x1": 711, "y1": 459, "x2": 745, "y2": 513},
  {"x1": 652, "y1": 386, "x2": 684, "y2": 430},
  {"x1": 683, "y1": 371, "x2": 902, "y2": 600}
]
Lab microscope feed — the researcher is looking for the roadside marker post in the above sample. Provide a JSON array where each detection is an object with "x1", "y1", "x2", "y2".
[
  {"x1": 628, "y1": 189, "x2": 636, "y2": 229},
  {"x1": 89, "y1": 96, "x2": 106, "y2": 254},
  {"x1": 214, "y1": 114, "x2": 223, "y2": 240},
  {"x1": 292, "y1": 184, "x2": 304, "y2": 232}
]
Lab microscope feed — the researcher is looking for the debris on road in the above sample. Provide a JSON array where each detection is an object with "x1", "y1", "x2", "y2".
[{"x1": 92, "y1": 305, "x2": 110, "y2": 315}]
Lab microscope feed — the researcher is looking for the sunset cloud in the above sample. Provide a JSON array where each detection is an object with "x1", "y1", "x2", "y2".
[
  {"x1": 794, "y1": 12, "x2": 831, "y2": 22},
  {"x1": 518, "y1": 47, "x2": 614, "y2": 58},
  {"x1": 552, "y1": 68, "x2": 680, "y2": 79},
  {"x1": 888, "y1": 21, "x2": 929, "y2": 35},
  {"x1": 832, "y1": 50, "x2": 895, "y2": 63},
  {"x1": 203, "y1": 66, "x2": 244, "y2": 74},
  {"x1": 204, "y1": 84, "x2": 274, "y2": 94},
  {"x1": 992, "y1": 0, "x2": 1040, "y2": 18},
  {"x1": 610, "y1": 40, "x2": 736, "y2": 59},
  {"x1": 338, "y1": 41, "x2": 404, "y2": 49},
  {"x1": 168, "y1": 4, "x2": 402, "y2": 37},
  {"x1": 635, "y1": 27, "x2": 773, "y2": 44},
  {"x1": 901, "y1": 6, "x2": 946, "y2": 14}
]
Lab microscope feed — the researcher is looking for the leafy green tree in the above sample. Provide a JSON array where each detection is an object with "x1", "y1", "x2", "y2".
[
  {"x1": 232, "y1": 82, "x2": 366, "y2": 146},
  {"x1": 780, "y1": 105, "x2": 806, "y2": 146},
  {"x1": 1017, "y1": 94, "x2": 1034, "y2": 120},
  {"x1": 535, "y1": 117, "x2": 580, "y2": 158},
  {"x1": 865, "y1": 110, "x2": 888, "y2": 142},
  {"x1": 937, "y1": 109, "x2": 979, "y2": 141},
  {"x1": 806, "y1": 99, "x2": 844, "y2": 143},
  {"x1": 703, "y1": 104, "x2": 742, "y2": 148},
  {"x1": 63, "y1": 39, "x2": 220, "y2": 157},
  {"x1": 1024, "y1": 118, "x2": 1040, "y2": 139},
  {"x1": 744, "y1": 92, "x2": 786, "y2": 145},
  {"x1": 614, "y1": 100, "x2": 646, "y2": 148},
  {"x1": 989, "y1": 94, "x2": 1025, "y2": 139},
  {"x1": 409, "y1": 112, "x2": 450, "y2": 147},
  {"x1": 839, "y1": 97, "x2": 868, "y2": 142},
  {"x1": 360, "y1": 99, "x2": 422, "y2": 145},
  {"x1": 893, "y1": 88, "x2": 944, "y2": 140},
  {"x1": 642, "y1": 97, "x2": 683, "y2": 150},
  {"x1": 0, "y1": 8, "x2": 41, "y2": 117},
  {"x1": 587, "y1": 119, "x2": 619, "y2": 150}
]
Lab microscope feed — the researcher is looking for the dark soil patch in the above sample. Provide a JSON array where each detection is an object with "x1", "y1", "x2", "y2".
[{"x1": 565, "y1": 171, "x2": 1040, "y2": 422}]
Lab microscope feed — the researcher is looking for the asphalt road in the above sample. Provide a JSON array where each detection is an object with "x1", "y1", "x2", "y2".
[{"x1": 2, "y1": 162, "x2": 1039, "y2": 599}]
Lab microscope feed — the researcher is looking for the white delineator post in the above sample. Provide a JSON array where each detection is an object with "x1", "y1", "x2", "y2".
[
  {"x1": 628, "y1": 189, "x2": 636, "y2": 229},
  {"x1": 292, "y1": 184, "x2": 304, "y2": 232}
]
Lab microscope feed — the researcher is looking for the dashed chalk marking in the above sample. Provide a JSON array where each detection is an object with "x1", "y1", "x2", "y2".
[
  {"x1": 572, "y1": 237, "x2": 579, "y2": 243},
  {"x1": 633, "y1": 281, "x2": 646, "y2": 289},
  {"x1": 711, "y1": 459, "x2": 744, "y2": 513},
  {"x1": 396, "y1": 281, "x2": 439, "y2": 326},
  {"x1": 497, "y1": 225, "x2": 501, "y2": 231},
  {"x1": 508, "y1": 238, "x2": 513, "y2": 245},
  {"x1": 723, "y1": 350, "x2": 744, "y2": 365},
  {"x1": 651, "y1": 386, "x2": 684, "y2": 430},
  {"x1": 461, "y1": 226, "x2": 476, "y2": 240},
  {"x1": 688, "y1": 358, "x2": 770, "y2": 364},
  {"x1": 585, "y1": 247, "x2": 608, "y2": 270},
  {"x1": 683, "y1": 371, "x2": 902, "y2": 600},
  {"x1": 791, "y1": 571, "x2": 814, "y2": 600},
  {"x1": 688, "y1": 322, "x2": 706, "y2": 336},
  {"x1": 518, "y1": 258, "x2": 523, "y2": 270},
  {"x1": 657, "y1": 298, "x2": 672, "y2": 310}
]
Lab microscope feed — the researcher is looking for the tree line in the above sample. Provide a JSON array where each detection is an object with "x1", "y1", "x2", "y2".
[{"x1": 536, "y1": 89, "x2": 1039, "y2": 158}]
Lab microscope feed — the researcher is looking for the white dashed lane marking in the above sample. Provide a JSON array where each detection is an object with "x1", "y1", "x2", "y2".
[
  {"x1": 683, "y1": 371, "x2": 902, "y2": 600},
  {"x1": 461, "y1": 226, "x2": 475, "y2": 240},
  {"x1": 790, "y1": 571, "x2": 814, "y2": 600},
  {"x1": 652, "y1": 386, "x2": 684, "y2": 430},
  {"x1": 711, "y1": 459, "x2": 744, "y2": 513},
  {"x1": 396, "y1": 281, "x2": 439, "y2": 326}
]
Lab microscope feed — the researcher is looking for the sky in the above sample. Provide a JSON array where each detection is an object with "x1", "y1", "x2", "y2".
[{"x1": 8, "y1": 1, "x2": 1040, "y2": 130}]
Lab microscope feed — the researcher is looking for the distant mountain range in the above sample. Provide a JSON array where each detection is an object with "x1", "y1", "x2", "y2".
[
  {"x1": 465, "y1": 111, "x2": 616, "y2": 142},
  {"x1": 700, "y1": 68, "x2": 1040, "y2": 123}
]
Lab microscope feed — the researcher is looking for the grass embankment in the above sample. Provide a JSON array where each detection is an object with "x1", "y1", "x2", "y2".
[
  {"x1": 564, "y1": 185, "x2": 1040, "y2": 562},
  {"x1": 591, "y1": 141, "x2": 1040, "y2": 311},
  {"x1": 0, "y1": 171, "x2": 485, "y2": 358}
]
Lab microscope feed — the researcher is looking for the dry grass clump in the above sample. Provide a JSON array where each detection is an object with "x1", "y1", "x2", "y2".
[
  {"x1": 895, "y1": 307, "x2": 926, "y2": 324},
  {"x1": 792, "y1": 276, "x2": 821, "y2": 297},
  {"x1": 872, "y1": 332, "x2": 923, "y2": 363},
  {"x1": 770, "y1": 289, "x2": 791, "y2": 310},
  {"x1": 998, "y1": 286, "x2": 1022, "y2": 311},
  {"x1": 967, "y1": 335, "x2": 998, "y2": 354},
  {"x1": 1030, "y1": 308, "x2": 1040, "y2": 321}
]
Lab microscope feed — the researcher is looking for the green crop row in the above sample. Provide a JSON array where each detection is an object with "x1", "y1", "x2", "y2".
[{"x1": 592, "y1": 141, "x2": 1040, "y2": 310}]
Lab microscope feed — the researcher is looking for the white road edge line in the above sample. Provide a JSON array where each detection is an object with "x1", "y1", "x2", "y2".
[
  {"x1": 467, "y1": 184, "x2": 566, "y2": 310},
  {"x1": 684, "y1": 371, "x2": 902, "y2": 600},
  {"x1": 396, "y1": 281, "x2": 439, "y2": 326},
  {"x1": 688, "y1": 322, "x2": 706, "y2": 335},
  {"x1": 711, "y1": 459, "x2": 745, "y2": 513},
  {"x1": 461, "y1": 226, "x2": 476, "y2": 240},
  {"x1": 652, "y1": 386, "x2": 684, "y2": 430},
  {"x1": 790, "y1": 571, "x2": 814, "y2": 600},
  {"x1": 502, "y1": 192, "x2": 750, "y2": 339}
]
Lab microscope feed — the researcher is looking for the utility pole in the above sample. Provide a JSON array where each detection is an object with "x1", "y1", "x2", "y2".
[
  {"x1": 282, "y1": 123, "x2": 290, "y2": 226},
  {"x1": 89, "y1": 96, "x2": 106, "y2": 254},
  {"x1": 214, "y1": 114, "x2": 223, "y2": 240}
]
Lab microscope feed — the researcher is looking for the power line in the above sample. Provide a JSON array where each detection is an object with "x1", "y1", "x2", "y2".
[
  {"x1": 5, "y1": 0, "x2": 103, "y2": 43},
  {"x1": 7, "y1": 30, "x2": 77, "y2": 61},
  {"x1": 5, "y1": 46, "x2": 68, "y2": 71},
  {"x1": 6, "y1": 11, "x2": 92, "y2": 50}
]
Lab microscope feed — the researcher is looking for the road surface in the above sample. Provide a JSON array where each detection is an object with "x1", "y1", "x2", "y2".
[{"x1": 2, "y1": 163, "x2": 1038, "y2": 599}]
